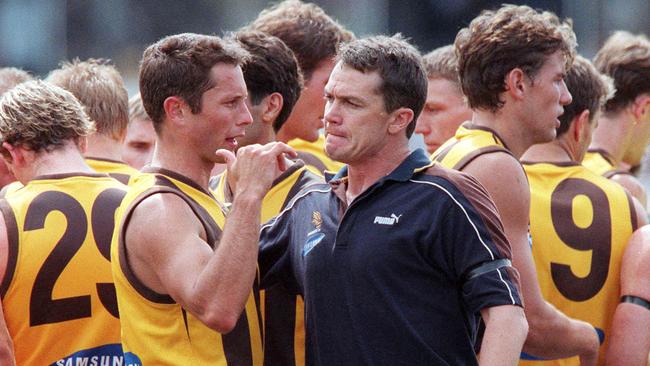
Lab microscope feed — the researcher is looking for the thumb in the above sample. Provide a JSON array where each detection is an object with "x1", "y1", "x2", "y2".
[{"x1": 215, "y1": 149, "x2": 236, "y2": 168}]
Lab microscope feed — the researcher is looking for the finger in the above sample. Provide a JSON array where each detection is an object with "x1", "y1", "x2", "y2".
[
  {"x1": 266, "y1": 142, "x2": 297, "y2": 158},
  {"x1": 277, "y1": 154, "x2": 288, "y2": 172},
  {"x1": 215, "y1": 149, "x2": 236, "y2": 168}
]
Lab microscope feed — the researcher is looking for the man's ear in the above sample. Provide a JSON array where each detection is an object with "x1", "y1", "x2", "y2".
[
  {"x1": 632, "y1": 94, "x2": 650, "y2": 121},
  {"x1": 504, "y1": 68, "x2": 527, "y2": 101},
  {"x1": 78, "y1": 136, "x2": 88, "y2": 153},
  {"x1": 1, "y1": 142, "x2": 23, "y2": 168},
  {"x1": 260, "y1": 92, "x2": 284, "y2": 125},
  {"x1": 387, "y1": 108, "x2": 415, "y2": 135},
  {"x1": 162, "y1": 96, "x2": 188, "y2": 127},
  {"x1": 573, "y1": 109, "x2": 591, "y2": 143}
]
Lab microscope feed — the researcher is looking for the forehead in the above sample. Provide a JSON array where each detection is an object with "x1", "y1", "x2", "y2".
[
  {"x1": 427, "y1": 78, "x2": 463, "y2": 99},
  {"x1": 325, "y1": 62, "x2": 382, "y2": 96},
  {"x1": 127, "y1": 118, "x2": 156, "y2": 140},
  {"x1": 539, "y1": 51, "x2": 568, "y2": 74},
  {"x1": 206, "y1": 63, "x2": 247, "y2": 96}
]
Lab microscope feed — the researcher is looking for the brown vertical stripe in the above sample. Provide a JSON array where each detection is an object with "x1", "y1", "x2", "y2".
[
  {"x1": 222, "y1": 311, "x2": 254, "y2": 366},
  {"x1": 118, "y1": 187, "x2": 176, "y2": 304},
  {"x1": 153, "y1": 175, "x2": 222, "y2": 248},
  {"x1": 0, "y1": 200, "x2": 18, "y2": 298}
]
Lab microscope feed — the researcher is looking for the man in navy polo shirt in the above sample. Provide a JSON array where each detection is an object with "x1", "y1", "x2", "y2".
[{"x1": 259, "y1": 35, "x2": 528, "y2": 365}]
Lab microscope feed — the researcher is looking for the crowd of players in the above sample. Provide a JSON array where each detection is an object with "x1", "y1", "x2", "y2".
[{"x1": 0, "y1": 1, "x2": 648, "y2": 365}]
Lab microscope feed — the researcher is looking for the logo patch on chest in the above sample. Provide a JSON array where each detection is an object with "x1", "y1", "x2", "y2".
[
  {"x1": 303, "y1": 229, "x2": 325, "y2": 257},
  {"x1": 373, "y1": 213, "x2": 402, "y2": 226}
]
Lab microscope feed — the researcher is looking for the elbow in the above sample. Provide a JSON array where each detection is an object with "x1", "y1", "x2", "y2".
[
  {"x1": 0, "y1": 341, "x2": 15, "y2": 366},
  {"x1": 200, "y1": 308, "x2": 241, "y2": 334},
  {"x1": 522, "y1": 309, "x2": 547, "y2": 346}
]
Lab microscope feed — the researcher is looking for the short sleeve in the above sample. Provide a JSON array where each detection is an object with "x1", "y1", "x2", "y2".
[{"x1": 438, "y1": 183, "x2": 523, "y2": 315}]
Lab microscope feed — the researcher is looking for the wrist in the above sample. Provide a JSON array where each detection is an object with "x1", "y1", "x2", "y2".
[{"x1": 231, "y1": 190, "x2": 265, "y2": 208}]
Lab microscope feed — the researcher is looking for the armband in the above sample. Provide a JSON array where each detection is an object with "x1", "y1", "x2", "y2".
[
  {"x1": 466, "y1": 259, "x2": 512, "y2": 280},
  {"x1": 621, "y1": 295, "x2": 650, "y2": 310}
]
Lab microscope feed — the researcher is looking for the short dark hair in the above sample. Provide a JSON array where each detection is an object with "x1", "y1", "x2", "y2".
[
  {"x1": 249, "y1": 0, "x2": 354, "y2": 80},
  {"x1": 557, "y1": 55, "x2": 612, "y2": 136},
  {"x1": 594, "y1": 31, "x2": 650, "y2": 113},
  {"x1": 456, "y1": 4, "x2": 576, "y2": 112},
  {"x1": 233, "y1": 30, "x2": 303, "y2": 132},
  {"x1": 139, "y1": 33, "x2": 249, "y2": 133},
  {"x1": 422, "y1": 45, "x2": 458, "y2": 83},
  {"x1": 337, "y1": 34, "x2": 427, "y2": 138}
]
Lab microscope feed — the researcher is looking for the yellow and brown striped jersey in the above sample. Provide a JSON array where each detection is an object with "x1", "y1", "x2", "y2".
[
  {"x1": 430, "y1": 122, "x2": 512, "y2": 170},
  {"x1": 86, "y1": 157, "x2": 139, "y2": 185},
  {"x1": 210, "y1": 161, "x2": 323, "y2": 366},
  {"x1": 582, "y1": 149, "x2": 630, "y2": 179},
  {"x1": 288, "y1": 135, "x2": 344, "y2": 175},
  {"x1": 521, "y1": 161, "x2": 638, "y2": 365},
  {"x1": 0, "y1": 173, "x2": 126, "y2": 365},
  {"x1": 111, "y1": 167, "x2": 263, "y2": 365}
]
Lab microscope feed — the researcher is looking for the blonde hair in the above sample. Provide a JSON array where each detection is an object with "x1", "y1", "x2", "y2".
[
  {"x1": 0, "y1": 80, "x2": 95, "y2": 152},
  {"x1": 594, "y1": 31, "x2": 650, "y2": 112},
  {"x1": 0, "y1": 67, "x2": 34, "y2": 96},
  {"x1": 47, "y1": 58, "x2": 128, "y2": 140},
  {"x1": 128, "y1": 93, "x2": 149, "y2": 122},
  {"x1": 422, "y1": 45, "x2": 458, "y2": 83}
]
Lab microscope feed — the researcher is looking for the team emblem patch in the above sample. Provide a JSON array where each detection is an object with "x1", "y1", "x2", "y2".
[{"x1": 303, "y1": 230, "x2": 325, "y2": 257}]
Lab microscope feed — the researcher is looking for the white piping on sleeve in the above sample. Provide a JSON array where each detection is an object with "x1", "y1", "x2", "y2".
[
  {"x1": 260, "y1": 184, "x2": 331, "y2": 231},
  {"x1": 409, "y1": 178, "x2": 516, "y2": 305}
]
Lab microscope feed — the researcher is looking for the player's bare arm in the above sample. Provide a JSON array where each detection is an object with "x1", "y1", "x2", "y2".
[
  {"x1": 464, "y1": 152, "x2": 599, "y2": 364},
  {"x1": 612, "y1": 173, "x2": 647, "y2": 209},
  {"x1": 479, "y1": 305, "x2": 528, "y2": 366},
  {"x1": 125, "y1": 142, "x2": 294, "y2": 333},
  {"x1": 605, "y1": 225, "x2": 650, "y2": 366}
]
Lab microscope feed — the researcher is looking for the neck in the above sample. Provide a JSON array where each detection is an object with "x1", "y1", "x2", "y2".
[
  {"x1": 521, "y1": 138, "x2": 576, "y2": 163},
  {"x1": 472, "y1": 108, "x2": 533, "y2": 158},
  {"x1": 84, "y1": 134, "x2": 124, "y2": 161},
  {"x1": 274, "y1": 128, "x2": 293, "y2": 143},
  {"x1": 21, "y1": 145, "x2": 93, "y2": 183},
  {"x1": 345, "y1": 140, "x2": 410, "y2": 204},
  {"x1": 150, "y1": 135, "x2": 213, "y2": 190},
  {"x1": 590, "y1": 112, "x2": 634, "y2": 163}
]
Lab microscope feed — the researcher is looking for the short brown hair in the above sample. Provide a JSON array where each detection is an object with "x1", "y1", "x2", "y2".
[
  {"x1": 337, "y1": 34, "x2": 427, "y2": 138},
  {"x1": 139, "y1": 33, "x2": 248, "y2": 133},
  {"x1": 594, "y1": 31, "x2": 650, "y2": 113},
  {"x1": 128, "y1": 93, "x2": 150, "y2": 123},
  {"x1": 47, "y1": 59, "x2": 128, "y2": 140},
  {"x1": 557, "y1": 55, "x2": 613, "y2": 136},
  {"x1": 422, "y1": 45, "x2": 458, "y2": 83},
  {"x1": 249, "y1": 0, "x2": 353, "y2": 80},
  {"x1": 456, "y1": 5, "x2": 576, "y2": 111},
  {"x1": 233, "y1": 30, "x2": 303, "y2": 132},
  {"x1": 0, "y1": 80, "x2": 94, "y2": 152},
  {"x1": 0, "y1": 67, "x2": 34, "y2": 96}
]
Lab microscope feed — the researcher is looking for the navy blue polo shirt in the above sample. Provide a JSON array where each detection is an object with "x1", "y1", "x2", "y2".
[{"x1": 259, "y1": 149, "x2": 522, "y2": 365}]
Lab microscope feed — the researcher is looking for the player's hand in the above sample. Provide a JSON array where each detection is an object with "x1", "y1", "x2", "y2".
[{"x1": 216, "y1": 142, "x2": 297, "y2": 199}]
